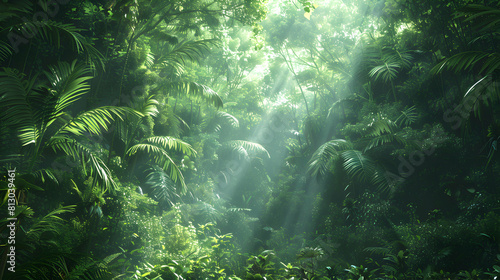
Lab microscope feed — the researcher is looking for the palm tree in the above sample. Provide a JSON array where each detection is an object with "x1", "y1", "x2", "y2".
[
  {"x1": 109, "y1": 38, "x2": 225, "y2": 201},
  {"x1": 111, "y1": 92, "x2": 199, "y2": 200},
  {"x1": 0, "y1": 60, "x2": 139, "y2": 191}
]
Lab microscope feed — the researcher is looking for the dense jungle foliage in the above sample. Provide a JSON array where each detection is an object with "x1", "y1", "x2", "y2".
[{"x1": 1, "y1": 0, "x2": 500, "y2": 279}]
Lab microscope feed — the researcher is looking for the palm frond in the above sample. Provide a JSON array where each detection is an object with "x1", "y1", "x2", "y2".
[
  {"x1": 201, "y1": 111, "x2": 239, "y2": 132},
  {"x1": 144, "y1": 136, "x2": 197, "y2": 156},
  {"x1": 363, "y1": 114, "x2": 413, "y2": 152},
  {"x1": 139, "y1": 94, "x2": 159, "y2": 117},
  {"x1": 364, "y1": 134, "x2": 408, "y2": 151},
  {"x1": 145, "y1": 165, "x2": 181, "y2": 206},
  {"x1": 433, "y1": 58, "x2": 499, "y2": 118},
  {"x1": 127, "y1": 143, "x2": 186, "y2": 192},
  {"x1": 458, "y1": 4, "x2": 500, "y2": 33},
  {"x1": 60, "y1": 106, "x2": 141, "y2": 136},
  {"x1": 0, "y1": 67, "x2": 38, "y2": 126},
  {"x1": 0, "y1": 0, "x2": 33, "y2": 23},
  {"x1": 369, "y1": 63, "x2": 400, "y2": 82},
  {"x1": 0, "y1": 205, "x2": 33, "y2": 223},
  {"x1": 0, "y1": 67, "x2": 43, "y2": 148},
  {"x1": 160, "y1": 39, "x2": 217, "y2": 74},
  {"x1": 5, "y1": 19, "x2": 104, "y2": 70},
  {"x1": 461, "y1": 74, "x2": 499, "y2": 118},
  {"x1": 384, "y1": 49, "x2": 413, "y2": 69},
  {"x1": 217, "y1": 111, "x2": 239, "y2": 128},
  {"x1": 366, "y1": 116, "x2": 398, "y2": 137},
  {"x1": 341, "y1": 150, "x2": 378, "y2": 183},
  {"x1": 431, "y1": 51, "x2": 500, "y2": 76},
  {"x1": 307, "y1": 139, "x2": 352, "y2": 177},
  {"x1": 338, "y1": 156, "x2": 389, "y2": 191},
  {"x1": 0, "y1": 41, "x2": 13, "y2": 62},
  {"x1": 192, "y1": 201, "x2": 223, "y2": 223},
  {"x1": 372, "y1": 168, "x2": 392, "y2": 193},
  {"x1": 1, "y1": 61, "x2": 96, "y2": 147},
  {"x1": 395, "y1": 105, "x2": 418, "y2": 127},
  {"x1": 51, "y1": 137, "x2": 117, "y2": 191},
  {"x1": 225, "y1": 140, "x2": 270, "y2": 158},
  {"x1": 26, "y1": 205, "x2": 76, "y2": 242},
  {"x1": 32, "y1": 168, "x2": 58, "y2": 184},
  {"x1": 35, "y1": 20, "x2": 105, "y2": 70},
  {"x1": 165, "y1": 81, "x2": 223, "y2": 108},
  {"x1": 145, "y1": 52, "x2": 155, "y2": 69},
  {"x1": 43, "y1": 60, "x2": 92, "y2": 123},
  {"x1": 327, "y1": 96, "x2": 360, "y2": 118}
]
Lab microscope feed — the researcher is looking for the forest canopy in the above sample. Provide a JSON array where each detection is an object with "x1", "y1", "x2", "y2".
[{"x1": 1, "y1": 0, "x2": 500, "y2": 279}]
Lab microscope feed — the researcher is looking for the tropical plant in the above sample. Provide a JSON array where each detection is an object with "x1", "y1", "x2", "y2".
[
  {"x1": 0, "y1": 1, "x2": 104, "y2": 70},
  {"x1": 363, "y1": 113, "x2": 412, "y2": 152},
  {"x1": 0, "y1": 205, "x2": 77, "y2": 279},
  {"x1": 364, "y1": 246, "x2": 410, "y2": 278},
  {"x1": 431, "y1": 4, "x2": 500, "y2": 118},
  {"x1": 223, "y1": 140, "x2": 271, "y2": 160},
  {"x1": 307, "y1": 139, "x2": 353, "y2": 177},
  {"x1": 143, "y1": 164, "x2": 181, "y2": 207},
  {"x1": 296, "y1": 247, "x2": 325, "y2": 278},
  {"x1": 151, "y1": 38, "x2": 223, "y2": 109},
  {"x1": 246, "y1": 250, "x2": 277, "y2": 280},
  {"x1": 307, "y1": 138, "x2": 389, "y2": 192},
  {"x1": 345, "y1": 264, "x2": 378, "y2": 280},
  {"x1": 0, "y1": 60, "x2": 139, "y2": 191},
  {"x1": 126, "y1": 136, "x2": 197, "y2": 191},
  {"x1": 369, "y1": 49, "x2": 413, "y2": 101}
]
